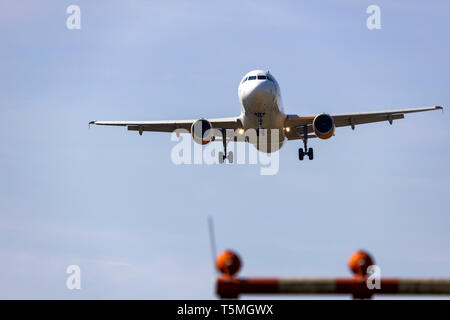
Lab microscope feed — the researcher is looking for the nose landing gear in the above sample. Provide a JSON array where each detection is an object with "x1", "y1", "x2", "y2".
[
  {"x1": 255, "y1": 113, "x2": 265, "y2": 136},
  {"x1": 298, "y1": 125, "x2": 314, "y2": 161}
]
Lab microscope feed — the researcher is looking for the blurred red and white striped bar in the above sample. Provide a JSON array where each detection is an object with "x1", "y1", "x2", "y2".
[{"x1": 216, "y1": 277, "x2": 450, "y2": 299}]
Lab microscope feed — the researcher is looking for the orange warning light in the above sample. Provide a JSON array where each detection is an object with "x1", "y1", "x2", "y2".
[
  {"x1": 348, "y1": 250, "x2": 375, "y2": 276},
  {"x1": 216, "y1": 250, "x2": 241, "y2": 276}
]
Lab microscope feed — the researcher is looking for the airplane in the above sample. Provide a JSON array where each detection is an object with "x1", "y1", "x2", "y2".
[{"x1": 89, "y1": 69, "x2": 443, "y2": 163}]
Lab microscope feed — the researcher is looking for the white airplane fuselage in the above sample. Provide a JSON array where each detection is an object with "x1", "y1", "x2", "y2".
[{"x1": 237, "y1": 70, "x2": 287, "y2": 152}]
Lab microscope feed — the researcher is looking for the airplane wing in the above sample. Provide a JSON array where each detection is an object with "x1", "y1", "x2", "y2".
[
  {"x1": 284, "y1": 106, "x2": 443, "y2": 140},
  {"x1": 89, "y1": 117, "x2": 242, "y2": 134}
]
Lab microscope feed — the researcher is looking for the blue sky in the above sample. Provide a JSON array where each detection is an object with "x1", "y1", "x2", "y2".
[{"x1": 0, "y1": 0, "x2": 449, "y2": 299}]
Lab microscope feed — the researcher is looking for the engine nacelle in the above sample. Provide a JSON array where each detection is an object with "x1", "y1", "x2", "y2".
[
  {"x1": 312, "y1": 113, "x2": 335, "y2": 139},
  {"x1": 191, "y1": 119, "x2": 214, "y2": 145}
]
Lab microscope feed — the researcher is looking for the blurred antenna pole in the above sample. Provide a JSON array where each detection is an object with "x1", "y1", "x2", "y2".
[{"x1": 207, "y1": 216, "x2": 217, "y2": 273}]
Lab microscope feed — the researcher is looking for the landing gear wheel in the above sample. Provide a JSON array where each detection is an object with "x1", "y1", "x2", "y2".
[
  {"x1": 307, "y1": 148, "x2": 314, "y2": 160},
  {"x1": 227, "y1": 151, "x2": 233, "y2": 164},
  {"x1": 298, "y1": 148, "x2": 305, "y2": 161},
  {"x1": 218, "y1": 151, "x2": 224, "y2": 164}
]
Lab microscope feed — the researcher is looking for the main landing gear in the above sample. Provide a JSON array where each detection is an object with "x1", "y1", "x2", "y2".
[
  {"x1": 218, "y1": 128, "x2": 233, "y2": 164},
  {"x1": 298, "y1": 125, "x2": 313, "y2": 161}
]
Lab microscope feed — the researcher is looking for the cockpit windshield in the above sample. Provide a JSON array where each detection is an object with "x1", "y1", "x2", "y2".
[{"x1": 242, "y1": 74, "x2": 274, "y2": 84}]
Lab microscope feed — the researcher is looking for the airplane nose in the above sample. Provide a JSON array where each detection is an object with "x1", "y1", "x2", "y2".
[{"x1": 242, "y1": 80, "x2": 275, "y2": 108}]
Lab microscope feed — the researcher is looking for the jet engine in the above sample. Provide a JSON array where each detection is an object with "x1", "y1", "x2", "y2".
[
  {"x1": 312, "y1": 113, "x2": 335, "y2": 139},
  {"x1": 191, "y1": 119, "x2": 214, "y2": 145}
]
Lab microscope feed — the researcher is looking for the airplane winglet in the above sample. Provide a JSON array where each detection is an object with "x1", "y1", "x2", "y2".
[
  {"x1": 436, "y1": 106, "x2": 444, "y2": 114},
  {"x1": 89, "y1": 120, "x2": 96, "y2": 128}
]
